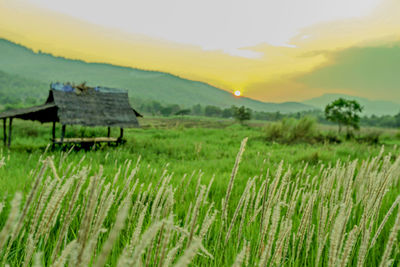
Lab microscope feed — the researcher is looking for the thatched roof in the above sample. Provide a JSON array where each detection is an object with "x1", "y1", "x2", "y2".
[
  {"x1": 0, "y1": 83, "x2": 141, "y2": 128},
  {"x1": 0, "y1": 103, "x2": 57, "y2": 122}
]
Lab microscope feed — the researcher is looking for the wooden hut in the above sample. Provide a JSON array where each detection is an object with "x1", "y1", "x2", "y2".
[{"x1": 0, "y1": 82, "x2": 142, "y2": 147}]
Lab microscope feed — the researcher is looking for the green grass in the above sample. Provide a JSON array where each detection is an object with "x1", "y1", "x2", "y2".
[
  {"x1": 1, "y1": 117, "x2": 400, "y2": 266},
  {"x1": 1, "y1": 118, "x2": 398, "y2": 197}
]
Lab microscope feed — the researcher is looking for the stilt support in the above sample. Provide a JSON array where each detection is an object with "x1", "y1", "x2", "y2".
[
  {"x1": 2, "y1": 118, "x2": 6, "y2": 147},
  {"x1": 61, "y1": 124, "x2": 66, "y2": 144},
  {"x1": 119, "y1": 128, "x2": 124, "y2": 141},
  {"x1": 7, "y1": 118, "x2": 12, "y2": 148},
  {"x1": 52, "y1": 121, "x2": 56, "y2": 140}
]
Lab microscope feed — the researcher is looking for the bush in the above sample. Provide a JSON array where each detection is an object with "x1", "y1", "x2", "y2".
[
  {"x1": 356, "y1": 131, "x2": 382, "y2": 145},
  {"x1": 265, "y1": 116, "x2": 318, "y2": 143},
  {"x1": 396, "y1": 131, "x2": 400, "y2": 140},
  {"x1": 323, "y1": 131, "x2": 342, "y2": 144},
  {"x1": 264, "y1": 122, "x2": 284, "y2": 141},
  {"x1": 291, "y1": 116, "x2": 317, "y2": 141}
]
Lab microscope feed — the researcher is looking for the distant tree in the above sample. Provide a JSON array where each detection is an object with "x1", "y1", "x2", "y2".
[
  {"x1": 395, "y1": 111, "x2": 400, "y2": 127},
  {"x1": 160, "y1": 106, "x2": 173, "y2": 116},
  {"x1": 204, "y1": 105, "x2": 222, "y2": 117},
  {"x1": 274, "y1": 111, "x2": 282, "y2": 121},
  {"x1": 191, "y1": 104, "x2": 203, "y2": 116},
  {"x1": 325, "y1": 98, "x2": 363, "y2": 134},
  {"x1": 233, "y1": 106, "x2": 252, "y2": 124},
  {"x1": 221, "y1": 106, "x2": 235, "y2": 118},
  {"x1": 170, "y1": 104, "x2": 181, "y2": 113},
  {"x1": 175, "y1": 109, "x2": 191, "y2": 116},
  {"x1": 160, "y1": 104, "x2": 180, "y2": 116},
  {"x1": 151, "y1": 101, "x2": 163, "y2": 114}
]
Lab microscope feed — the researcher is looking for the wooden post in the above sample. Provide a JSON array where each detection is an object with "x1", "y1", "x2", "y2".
[
  {"x1": 107, "y1": 127, "x2": 111, "y2": 137},
  {"x1": 7, "y1": 118, "x2": 12, "y2": 148},
  {"x1": 52, "y1": 121, "x2": 56, "y2": 141},
  {"x1": 3, "y1": 119, "x2": 6, "y2": 147},
  {"x1": 61, "y1": 124, "x2": 66, "y2": 143}
]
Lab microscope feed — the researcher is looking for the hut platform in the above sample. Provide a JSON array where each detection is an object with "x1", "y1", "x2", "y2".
[{"x1": 52, "y1": 137, "x2": 120, "y2": 145}]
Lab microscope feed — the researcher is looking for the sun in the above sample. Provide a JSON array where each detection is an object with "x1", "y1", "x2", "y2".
[{"x1": 234, "y1": 90, "x2": 241, "y2": 97}]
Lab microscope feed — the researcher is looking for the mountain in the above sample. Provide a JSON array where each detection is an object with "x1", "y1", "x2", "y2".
[
  {"x1": 0, "y1": 70, "x2": 48, "y2": 105},
  {"x1": 303, "y1": 93, "x2": 400, "y2": 116},
  {"x1": 0, "y1": 39, "x2": 314, "y2": 113}
]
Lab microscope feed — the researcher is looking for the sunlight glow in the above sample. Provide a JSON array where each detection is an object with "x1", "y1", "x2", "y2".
[{"x1": 1, "y1": 0, "x2": 399, "y2": 102}]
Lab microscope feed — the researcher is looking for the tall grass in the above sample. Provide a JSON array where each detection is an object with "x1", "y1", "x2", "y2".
[{"x1": 1, "y1": 140, "x2": 400, "y2": 266}]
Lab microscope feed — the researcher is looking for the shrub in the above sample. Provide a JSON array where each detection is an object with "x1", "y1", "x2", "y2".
[
  {"x1": 356, "y1": 131, "x2": 382, "y2": 145},
  {"x1": 323, "y1": 131, "x2": 342, "y2": 144},
  {"x1": 264, "y1": 121, "x2": 284, "y2": 141},
  {"x1": 395, "y1": 131, "x2": 400, "y2": 140},
  {"x1": 265, "y1": 116, "x2": 318, "y2": 143},
  {"x1": 291, "y1": 116, "x2": 317, "y2": 141}
]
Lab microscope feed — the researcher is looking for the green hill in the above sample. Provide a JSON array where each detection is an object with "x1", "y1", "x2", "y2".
[
  {"x1": 0, "y1": 39, "x2": 313, "y2": 113},
  {"x1": 0, "y1": 70, "x2": 48, "y2": 109}
]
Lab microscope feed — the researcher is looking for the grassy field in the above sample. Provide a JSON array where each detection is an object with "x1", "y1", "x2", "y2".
[{"x1": 1, "y1": 117, "x2": 400, "y2": 266}]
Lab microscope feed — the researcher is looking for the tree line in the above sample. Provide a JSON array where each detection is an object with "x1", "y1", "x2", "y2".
[
  {"x1": 1, "y1": 91, "x2": 400, "y2": 128},
  {"x1": 133, "y1": 98, "x2": 400, "y2": 128}
]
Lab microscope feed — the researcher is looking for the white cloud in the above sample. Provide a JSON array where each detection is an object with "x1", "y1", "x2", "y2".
[
  {"x1": 25, "y1": 0, "x2": 382, "y2": 56},
  {"x1": 221, "y1": 48, "x2": 262, "y2": 59}
]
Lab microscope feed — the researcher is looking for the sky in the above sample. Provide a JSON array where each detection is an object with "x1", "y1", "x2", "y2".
[{"x1": 0, "y1": 0, "x2": 399, "y2": 102}]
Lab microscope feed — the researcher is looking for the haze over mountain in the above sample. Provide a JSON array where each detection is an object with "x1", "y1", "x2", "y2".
[
  {"x1": 2, "y1": 0, "x2": 400, "y2": 103},
  {"x1": 0, "y1": 39, "x2": 314, "y2": 113},
  {"x1": 303, "y1": 93, "x2": 400, "y2": 116}
]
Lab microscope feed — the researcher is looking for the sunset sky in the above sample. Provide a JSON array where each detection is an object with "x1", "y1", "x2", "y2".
[{"x1": 0, "y1": 0, "x2": 399, "y2": 102}]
